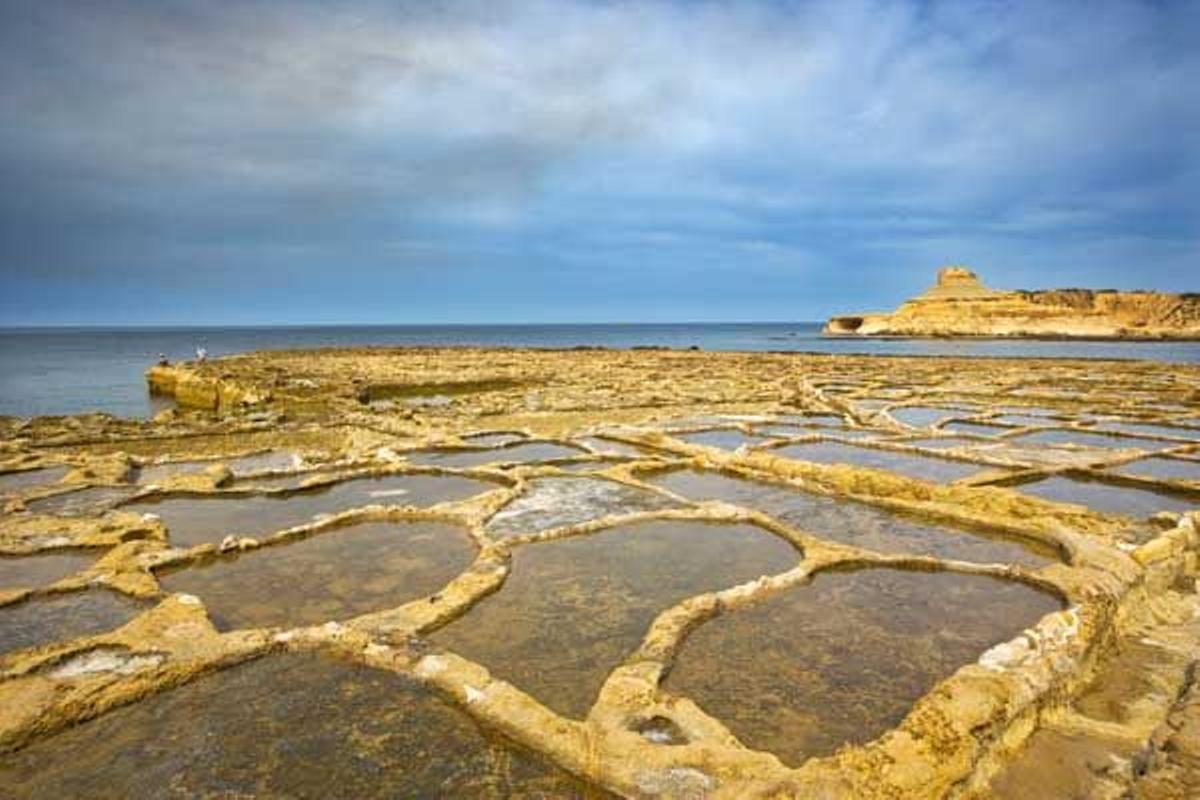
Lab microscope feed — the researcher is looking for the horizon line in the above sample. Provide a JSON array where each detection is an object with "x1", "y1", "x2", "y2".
[{"x1": 0, "y1": 320, "x2": 827, "y2": 331}]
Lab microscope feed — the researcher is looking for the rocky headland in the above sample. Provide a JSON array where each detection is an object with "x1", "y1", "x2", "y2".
[{"x1": 825, "y1": 267, "x2": 1200, "y2": 339}]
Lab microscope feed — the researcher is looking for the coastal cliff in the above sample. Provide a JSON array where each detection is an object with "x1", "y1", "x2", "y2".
[{"x1": 825, "y1": 266, "x2": 1200, "y2": 339}]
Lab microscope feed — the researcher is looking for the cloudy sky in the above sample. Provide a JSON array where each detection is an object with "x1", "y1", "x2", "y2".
[{"x1": 1, "y1": 0, "x2": 1196, "y2": 325}]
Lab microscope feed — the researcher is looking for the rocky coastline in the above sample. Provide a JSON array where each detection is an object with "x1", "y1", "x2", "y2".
[
  {"x1": 1, "y1": 346, "x2": 1198, "y2": 797},
  {"x1": 825, "y1": 267, "x2": 1200, "y2": 340}
]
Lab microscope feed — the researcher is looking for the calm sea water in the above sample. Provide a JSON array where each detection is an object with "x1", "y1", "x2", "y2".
[{"x1": 1, "y1": 324, "x2": 1197, "y2": 418}]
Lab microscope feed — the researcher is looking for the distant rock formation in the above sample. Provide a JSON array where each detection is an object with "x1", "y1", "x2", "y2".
[
  {"x1": 923, "y1": 266, "x2": 992, "y2": 298},
  {"x1": 824, "y1": 266, "x2": 1200, "y2": 339}
]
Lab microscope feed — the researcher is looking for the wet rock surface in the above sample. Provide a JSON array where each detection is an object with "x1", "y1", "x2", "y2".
[
  {"x1": 648, "y1": 468, "x2": 1058, "y2": 565},
  {"x1": 897, "y1": 435, "x2": 983, "y2": 450},
  {"x1": 1097, "y1": 421, "x2": 1200, "y2": 441},
  {"x1": 891, "y1": 406, "x2": 961, "y2": 428},
  {"x1": 462, "y1": 431, "x2": 529, "y2": 447},
  {"x1": 406, "y1": 441, "x2": 586, "y2": 468},
  {"x1": 158, "y1": 521, "x2": 476, "y2": 630},
  {"x1": 575, "y1": 436, "x2": 654, "y2": 457},
  {"x1": 1010, "y1": 428, "x2": 1169, "y2": 451},
  {"x1": 123, "y1": 473, "x2": 492, "y2": 547},
  {"x1": 26, "y1": 486, "x2": 139, "y2": 517},
  {"x1": 0, "y1": 466, "x2": 69, "y2": 496},
  {"x1": 941, "y1": 420, "x2": 1009, "y2": 436},
  {"x1": 134, "y1": 449, "x2": 301, "y2": 484},
  {"x1": 228, "y1": 468, "x2": 344, "y2": 490},
  {"x1": 770, "y1": 440, "x2": 987, "y2": 483},
  {"x1": 985, "y1": 727, "x2": 1139, "y2": 798},
  {"x1": 0, "y1": 651, "x2": 605, "y2": 799},
  {"x1": 675, "y1": 429, "x2": 770, "y2": 450},
  {"x1": 1, "y1": 347, "x2": 1198, "y2": 798},
  {"x1": 1013, "y1": 475, "x2": 1198, "y2": 518},
  {"x1": 0, "y1": 590, "x2": 146, "y2": 656},
  {"x1": 1133, "y1": 670, "x2": 1200, "y2": 799},
  {"x1": 1112, "y1": 456, "x2": 1200, "y2": 482},
  {"x1": 40, "y1": 645, "x2": 165, "y2": 680},
  {"x1": 432, "y1": 520, "x2": 799, "y2": 718},
  {"x1": 0, "y1": 551, "x2": 96, "y2": 591},
  {"x1": 486, "y1": 477, "x2": 681, "y2": 536},
  {"x1": 994, "y1": 413, "x2": 1062, "y2": 426},
  {"x1": 664, "y1": 568, "x2": 1063, "y2": 766}
]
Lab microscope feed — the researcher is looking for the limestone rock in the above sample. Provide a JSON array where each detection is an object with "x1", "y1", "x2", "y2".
[{"x1": 825, "y1": 266, "x2": 1200, "y2": 339}]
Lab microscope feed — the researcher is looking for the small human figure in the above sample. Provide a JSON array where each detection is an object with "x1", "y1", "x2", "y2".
[
  {"x1": 156, "y1": 353, "x2": 169, "y2": 366},
  {"x1": 196, "y1": 346, "x2": 208, "y2": 363}
]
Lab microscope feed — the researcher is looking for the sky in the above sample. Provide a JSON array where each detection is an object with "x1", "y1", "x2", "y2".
[{"x1": 1, "y1": 0, "x2": 1197, "y2": 326}]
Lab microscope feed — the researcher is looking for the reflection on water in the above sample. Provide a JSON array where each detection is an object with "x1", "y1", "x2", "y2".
[
  {"x1": 752, "y1": 424, "x2": 824, "y2": 439},
  {"x1": 802, "y1": 424, "x2": 881, "y2": 440},
  {"x1": 0, "y1": 651, "x2": 608, "y2": 799},
  {"x1": 940, "y1": 421, "x2": 1008, "y2": 436},
  {"x1": 462, "y1": 431, "x2": 529, "y2": 447},
  {"x1": 406, "y1": 442, "x2": 587, "y2": 468},
  {"x1": 771, "y1": 441, "x2": 986, "y2": 483},
  {"x1": 0, "y1": 551, "x2": 95, "y2": 591},
  {"x1": 158, "y1": 521, "x2": 476, "y2": 630},
  {"x1": 0, "y1": 590, "x2": 146, "y2": 655},
  {"x1": 133, "y1": 461, "x2": 208, "y2": 484},
  {"x1": 1111, "y1": 456, "x2": 1200, "y2": 482},
  {"x1": 26, "y1": 486, "x2": 138, "y2": 517},
  {"x1": 231, "y1": 469, "x2": 343, "y2": 490},
  {"x1": 1014, "y1": 475, "x2": 1198, "y2": 518},
  {"x1": 676, "y1": 429, "x2": 769, "y2": 450},
  {"x1": 135, "y1": 450, "x2": 301, "y2": 484},
  {"x1": 994, "y1": 413, "x2": 1065, "y2": 427},
  {"x1": 775, "y1": 414, "x2": 844, "y2": 426},
  {"x1": 556, "y1": 459, "x2": 635, "y2": 474},
  {"x1": 122, "y1": 473, "x2": 492, "y2": 547},
  {"x1": 575, "y1": 437, "x2": 654, "y2": 457},
  {"x1": 432, "y1": 520, "x2": 799, "y2": 719},
  {"x1": 1010, "y1": 429, "x2": 1168, "y2": 451},
  {"x1": 898, "y1": 436, "x2": 981, "y2": 450},
  {"x1": 486, "y1": 477, "x2": 681, "y2": 537},
  {"x1": 0, "y1": 466, "x2": 69, "y2": 496},
  {"x1": 1095, "y1": 421, "x2": 1200, "y2": 441},
  {"x1": 647, "y1": 469, "x2": 1057, "y2": 566},
  {"x1": 891, "y1": 407, "x2": 958, "y2": 428},
  {"x1": 664, "y1": 568, "x2": 1062, "y2": 766}
]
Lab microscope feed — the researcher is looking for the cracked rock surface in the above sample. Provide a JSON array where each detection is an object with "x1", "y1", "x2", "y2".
[{"x1": 1, "y1": 346, "x2": 1198, "y2": 798}]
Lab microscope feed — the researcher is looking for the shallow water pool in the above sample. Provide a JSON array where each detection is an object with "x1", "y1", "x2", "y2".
[
  {"x1": 123, "y1": 473, "x2": 492, "y2": 547},
  {"x1": 157, "y1": 521, "x2": 476, "y2": 630},
  {"x1": 664, "y1": 568, "x2": 1062, "y2": 766},
  {"x1": 0, "y1": 651, "x2": 606, "y2": 798},
  {"x1": 431, "y1": 519, "x2": 799, "y2": 718}
]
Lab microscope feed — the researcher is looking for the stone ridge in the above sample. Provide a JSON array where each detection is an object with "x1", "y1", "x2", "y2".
[{"x1": 825, "y1": 266, "x2": 1200, "y2": 339}]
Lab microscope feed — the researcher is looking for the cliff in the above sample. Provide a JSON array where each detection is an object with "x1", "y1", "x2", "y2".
[{"x1": 824, "y1": 266, "x2": 1200, "y2": 339}]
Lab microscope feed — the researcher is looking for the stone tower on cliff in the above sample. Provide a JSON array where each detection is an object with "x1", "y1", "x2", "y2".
[{"x1": 920, "y1": 266, "x2": 997, "y2": 299}]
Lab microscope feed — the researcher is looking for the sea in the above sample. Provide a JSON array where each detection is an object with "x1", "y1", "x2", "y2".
[{"x1": 1, "y1": 324, "x2": 1197, "y2": 419}]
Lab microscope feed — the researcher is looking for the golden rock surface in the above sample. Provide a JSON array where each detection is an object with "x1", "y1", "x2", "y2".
[
  {"x1": 1, "y1": 346, "x2": 1198, "y2": 798},
  {"x1": 825, "y1": 267, "x2": 1200, "y2": 339}
]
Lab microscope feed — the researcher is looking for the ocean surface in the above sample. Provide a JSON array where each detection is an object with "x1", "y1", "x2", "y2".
[{"x1": 1, "y1": 324, "x2": 1198, "y2": 419}]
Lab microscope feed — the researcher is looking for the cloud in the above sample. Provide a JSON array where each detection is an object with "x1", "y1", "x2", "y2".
[{"x1": 0, "y1": 0, "x2": 1197, "y2": 323}]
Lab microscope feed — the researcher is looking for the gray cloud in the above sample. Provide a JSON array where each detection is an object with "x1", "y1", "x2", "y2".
[{"x1": 1, "y1": 0, "x2": 1197, "y2": 322}]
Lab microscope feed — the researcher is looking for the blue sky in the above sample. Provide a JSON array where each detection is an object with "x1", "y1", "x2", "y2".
[{"x1": 1, "y1": 0, "x2": 1197, "y2": 325}]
